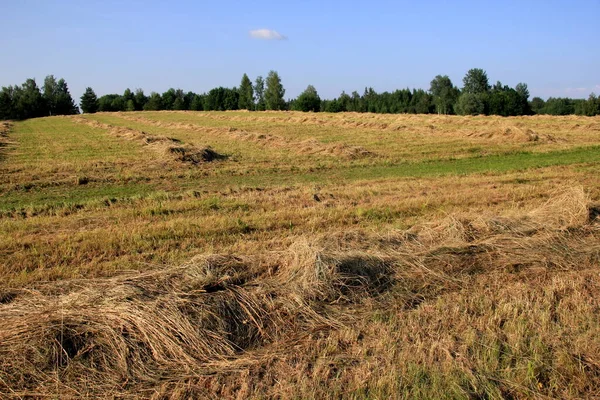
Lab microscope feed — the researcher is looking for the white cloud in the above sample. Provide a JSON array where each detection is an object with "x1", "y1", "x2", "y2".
[
  {"x1": 249, "y1": 29, "x2": 287, "y2": 40},
  {"x1": 565, "y1": 87, "x2": 588, "y2": 93}
]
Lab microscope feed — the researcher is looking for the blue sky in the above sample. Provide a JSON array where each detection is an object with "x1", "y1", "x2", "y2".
[{"x1": 1, "y1": 0, "x2": 598, "y2": 101}]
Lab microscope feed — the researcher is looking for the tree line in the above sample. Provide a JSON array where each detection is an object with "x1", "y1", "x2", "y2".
[
  {"x1": 2, "y1": 69, "x2": 599, "y2": 121},
  {"x1": 79, "y1": 71, "x2": 286, "y2": 114},
  {"x1": 0, "y1": 76, "x2": 79, "y2": 120}
]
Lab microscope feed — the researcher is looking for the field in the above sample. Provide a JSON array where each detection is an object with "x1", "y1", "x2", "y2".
[{"x1": 1, "y1": 111, "x2": 600, "y2": 399}]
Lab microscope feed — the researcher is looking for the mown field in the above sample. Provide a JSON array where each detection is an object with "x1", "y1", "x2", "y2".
[{"x1": 1, "y1": 111, "x2": 599, "y2": 399}]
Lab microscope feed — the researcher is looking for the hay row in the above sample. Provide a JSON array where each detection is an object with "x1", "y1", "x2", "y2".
[
  {"x1": 69, "y1": 116, "x2": 225, "y2": 165},
  {"x1": 0, "y1": 121, "x2": 12, "y2": 143},
  {"x1": 0, "y1": 121, "x2": 11, "y2": 135},
  {"x1": 0, "y1": 121, "x2": 14, "y2": 161},
  {"x1": 175, "y1": 111, "x2": 567, "y2": 143},
  {"x1": 0, "y1": 188, "x2": 598, "y2": 397},
  {"x1": 114, "y1": 113, "x2": 376, "y2": 159},
  {"x1": 465, "y1": 124, "x2": 557, "y2": 142}
]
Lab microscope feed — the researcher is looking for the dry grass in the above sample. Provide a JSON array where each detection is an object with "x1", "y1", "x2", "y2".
[
  {"x1": 1, "y1": 112, "x2": 600, "y2": 398},
  {"x1": 113, "y1": 113, "x2": 375, "y2": 159},
  {"x1": 466, "y1": 123, "x2": 557, "y2": 143},
  {"x1": 70, "y1": 116, "x2": 225, "y2": 165},
  {"x1": 1, "y1": 187, "x2": 599, "y2": 398},
  {"x1": 0, "y1": 121, "x2": 13, "y2": 160},
  {"x1": 0, "y1": 120, "x2": 11, "y2": 136}
]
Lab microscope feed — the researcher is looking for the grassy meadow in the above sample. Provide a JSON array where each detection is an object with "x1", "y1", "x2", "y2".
[{"x1": 1, "y1": 111, "x2": 600, "y2": 398}]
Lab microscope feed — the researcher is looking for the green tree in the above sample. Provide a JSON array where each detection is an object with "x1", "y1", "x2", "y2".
[
  {"x1": 190, "y1": 94, "x2": 205, "y2": 111},
  {"x1": 254, "y1": 76, "x2": 266, "y2": 111},
  {"x1": 172, "y1": 89, "x2": 187, "y2": 110},
  {"x1": 530, "y1": 97, "x2": 545, "y2": 114},
  {"x1": 0, "y1": 86, "x2": 16, "y2": 119},
  {"x1": 293, "y1": 85, "x2": 321, "y2": 112},
  {"x1": 54, "y1": 79, "x2": 79, "y2": 115},
  {"x1": 97, "y1": 94, "x2": 123, "y2": 112},
  {"x1": 172, "y1": 98, "x2": 185, "y2": 110},
  {"x1": 161, "y1": 88, "x2": 177, "y2": 110},
  {"x1": 144, "y1": 92, "x2": 163, "y2": 111},
  {"x1": 223, "y1": 88, "x2": 239, "y2": 110},
  {"x1": 125, "y1": 99, "x2": 135, "y2": 111},
  {"x1": 456, "y1": 92, "x2": 487, "y2": 115},
  {"x1": 16, "y1": 79, "x2": 46, "y2": 120},
  {"x1": 457, "y1": 69, "x2": 490, "y2": 115},
  {"x1": 488, "y1": 82, "x2": 526, "y2": 116},
  {"x1": 410, "y1": 89, "x2": 434, "y2": 114},
  {"x1": 238, "y1": 73, "x2": 254, "y2": 110},
  {"x1": 134, "y1": 89, "x2": 147, "y2": 111},
  {"x1": 322, "y1": 99, "x2": 342, "y2": 112},
  {"x1": 43, "y1": 75, "x2": 59, "y2": 115},
  {"x1": 582, "y1": 93, "x2": 600, "y2": 116},
  {"x1": 515, "y1": 83, "x2": 529, "y2": 99},
  {"x1": 543, "y1": 98, "x2": 575, "y2": 115},
  {"x1": 205, "y1": 87, "x2": 225, "y2": 111},
  {"x1": 123, "y1": 88, "x2": 134, "y2": 105},
  {"x1": 265, "y1": 70, "x2": 285, "y2": 110},
  {"x1": 110, "y1": 95, "x2": 125, "y2": 111},
  {"x1": 488, "y1": 82, "x2": 509, "y2": 116},
  {"x1": 185, "y1": 91, "x2": 196, "y2": 109},
  {"x1": 337, "y1": 91, "x2": 351, "y2": 112},
  {"x1": 429, "y1": 75, "x2": 458, "y2": 114},
  {"x1": 80, "y1": 87, "x2": 99, "y2": 114},
  {"x1": 462, "y1": 68, "x2": 490, "y2": 94},
  {"x1": 205, "y1": 87, "x2": 239, "y2": 111},
  {"x1": 348, "y1": 91, "x2": 361, "y2": 112},
  {"x1": 515, "y1": 83, "x2": 531, "y2": 115}
]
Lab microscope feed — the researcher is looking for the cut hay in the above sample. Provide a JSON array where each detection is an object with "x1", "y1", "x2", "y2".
[
  {"x1": 68, "y1": 116, "x2": 226, "y2": 165},
  {"x1": 280, "y1": 241, "x2": 394, "y2": 303},
  {"x1": 0, "y1": 256, "x2": 273, "y2": 396},
  {"x1": 1, "y1": 187, "x2": 599, "y2": 397},
  {"x1": 113, "y1": 113, "x2": 377, "y2": 160},
  {"x1": 0, "y1": 121, "x2": 12, "y2": 146},
  {"x1": 0, "y1": 247, "x2": 390, "y2": 396},
  {"x1": 467, "y1": 124, "x2": 557, "y2": 143},
  {"x1": 295, "y1": 139, "x2": 376, "y2": 159},
  {"x1": 0, "y1": 121, "x2": 14, "y2": 161},
  {"x1": 151, "y1": 142, "x2": 225, "y2": 164},
  {"x1": 0, "y1": 121, "x2": 11, "y2": 136}
]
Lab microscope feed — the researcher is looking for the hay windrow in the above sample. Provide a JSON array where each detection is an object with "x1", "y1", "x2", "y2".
[
  {"x1": 0, "y1": 121, "x2": 13, "y2": 149},
  {"x1": 466, "y1": 124, "x2": 557, "y2": 143},
  {"x1": 1, "y1": 188, "x2": 599, "y2": 397},
  {"x1": 68, "y1": 116, "x2": 225, "y2": 165},
  {"x1": 0, "y1": 121, "x2": 11, "y2": 136},
  {"x1": 113, "y1": 113, "x2": 376, "y2": 159},
  {"x1": 165, "y1": 111, "x2": 570, "y2": 144}
]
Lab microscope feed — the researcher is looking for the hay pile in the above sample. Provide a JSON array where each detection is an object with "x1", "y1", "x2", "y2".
[
  {"x1": 1, "y1": 188, "x2": 598, "y2": 397},
  {"x1": 69, "y1": 116, "x2": 225, "y2": 165}
]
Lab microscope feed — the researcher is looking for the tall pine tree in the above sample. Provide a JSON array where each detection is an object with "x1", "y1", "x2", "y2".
[
  {"x1": 55, "y1": 79, "x2": 79, "y2": 115},
  {"x1": 80, "y1": 87, "x2": 99, "y2": 114}
]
